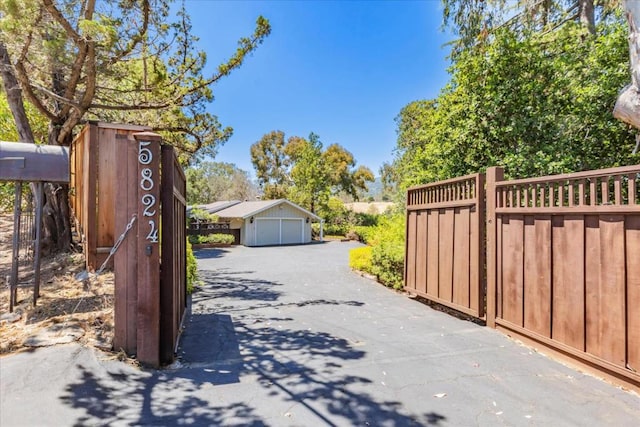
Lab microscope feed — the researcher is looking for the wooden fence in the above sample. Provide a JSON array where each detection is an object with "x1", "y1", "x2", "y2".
[
  {"x1": 406, "y1": 165, "x2": 640, "y2": 391},
  {"x1": 405, "y1": 173, "x2": 485, "y2": 318},
  {"x1": 487, "y1": 165, "x2": 640, "y2": 391},
  {"x1": 70, "y1": 123, "x2": 187, "y2": 367},
  {"x1": 70, "y1": 122, "x2": 152, "y2": 269}
]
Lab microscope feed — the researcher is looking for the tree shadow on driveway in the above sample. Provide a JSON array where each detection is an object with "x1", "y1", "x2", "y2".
[{"x1": 58, "y1": 265, "x2": 447, "y2": 426}]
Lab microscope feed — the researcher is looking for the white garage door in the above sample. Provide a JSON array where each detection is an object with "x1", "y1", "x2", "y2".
[
  {"x1": 255, "y1": 219, "x2": 280, "y2": 246},
  {"x1": 281, "y1": 219, "x2": 303, "y2": 245},
  {"x1": 255, "y1": 218, "x2": 305, "y2": 246}
]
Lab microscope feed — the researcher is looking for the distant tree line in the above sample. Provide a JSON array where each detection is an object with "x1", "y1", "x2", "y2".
[{"x1": 250, "y1": 130, "x2": 375, "y2": 214}]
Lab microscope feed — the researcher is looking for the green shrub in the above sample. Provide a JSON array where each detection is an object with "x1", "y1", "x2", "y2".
[
  {"x1": 369, "y1": 214, "x2": 405, "y2": 289},
  {"x1": 349, "y1": 246, "x2": 374, "y2": 273},
  {"x1": 321, "y1": 223, "x2": 349, "y2": 237},
  {"x1": 186, "y1": 240, "x2": 197, "y2": 294},
  {"x1": 188, "y1": 233, "x2": 235, "y2": 245},
  {"x1": 200, "y1": 233, "x2": 235, "y2": 244},
  {"x1": 352, "y1": 226, "x2": 376, "y2": 244}
]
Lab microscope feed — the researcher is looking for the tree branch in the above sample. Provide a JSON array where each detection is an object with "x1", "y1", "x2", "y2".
[
  {"x1": 0, "y1": 41, "x2": 35, "y2": 143},
  {"x1": 41, "y1": 0, "x2": 82, "y2": 42}
]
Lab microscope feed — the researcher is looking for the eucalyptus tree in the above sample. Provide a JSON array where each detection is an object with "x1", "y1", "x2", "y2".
[
  {"x1": 614, "y1": 1, "x2": 640, "y2": 152},
  {"x1": 0, "y1": 0, "x2": 271, "y2": 250},
  {"x1": 251, "y1": 130, "x2": 374, "y2": 211},
  {"x1": 250, "y1": 130, "x2": 291, "y2": 199}
]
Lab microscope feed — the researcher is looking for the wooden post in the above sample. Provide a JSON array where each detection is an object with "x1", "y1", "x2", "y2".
[
  {"x1": 486, "y1": 166, "x2": 504, "y2": 328},
  {"x1": 134, "y1": 132, "x2": 162, "y2": 367},
  {"x1": 113, "y1": 135, "x2": 140, "y2": 355},
  {"x1": 476, "y1": 173, "x2": 486, "y2": 318}
]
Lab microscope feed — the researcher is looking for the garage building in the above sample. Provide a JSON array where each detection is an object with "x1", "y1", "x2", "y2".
[{"x1": 201, "y1": 199, "x2": 323, "y2": 247}]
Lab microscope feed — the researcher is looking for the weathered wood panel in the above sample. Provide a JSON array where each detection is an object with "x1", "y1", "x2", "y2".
[
  {"x1": 438, "y1": 209, "x2": 455, "y2": 302},
  {"x1": 627, "y1": 215, "x2": 640, "y2": 373},
  {"x1": 426, "y1": 210, "x2": 439, "y2": 297},
  {"x1": 501, "y1": 215, "x2": 524, "y2": 326},
  {"x1": 551, "y1": 216, "x2": 585, "y2": 351},
  {"x1": 405, "y1": 211, "x2": 417, "y2": 290},
  {"x1": 453, "y1": 207, "x2": 470, "y2": 308},
  {"x1": 597, "y1": 216, "x2": 626, "y2": 366},
  {"x1": 523, "y1": 215, "x2": 551, "y2": 338},
  {"x1": 415, "y1": 211, "x2": 427, "y2": 294},
  {"x1": 113, "y1": 135, "x2": 139, "y2": 354}
]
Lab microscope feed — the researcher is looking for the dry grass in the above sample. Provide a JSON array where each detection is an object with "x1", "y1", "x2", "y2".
[{"x1": 0, "y1": 215, "x2": 115, "y2": 355}]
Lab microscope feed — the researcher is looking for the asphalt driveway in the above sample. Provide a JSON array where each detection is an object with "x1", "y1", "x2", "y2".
[{"x1": 1, "y1": 241, "x2": 639, "y2": 426}]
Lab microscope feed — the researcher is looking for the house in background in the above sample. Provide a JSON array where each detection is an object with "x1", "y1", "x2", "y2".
[{"x1": 189, "y1": 199, "x2": 323, "y2": 247}]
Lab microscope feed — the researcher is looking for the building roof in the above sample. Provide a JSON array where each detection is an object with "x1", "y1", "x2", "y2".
[
  {"x1": 191, "y1": 200, "x2": 241, "y2": 215},
  {"x1": 215, "y1": 199, "x2": 322, "y2": 221}
]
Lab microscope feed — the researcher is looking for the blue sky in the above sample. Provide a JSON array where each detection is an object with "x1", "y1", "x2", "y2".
[{"x1": 184, "y1": 0, "x2": 452, "y2": 176}]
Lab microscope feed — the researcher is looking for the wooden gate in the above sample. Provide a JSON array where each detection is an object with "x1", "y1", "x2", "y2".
[
  {"x1": 70, "y1": 123, "x2": 186, "y2": 367},
  {"x1": 486, "y1": 165, "x2": 640, "y2": 390},
  {"x1": 160, "y1": 144, "x2": 187, "y2": 364},
  {"x1": 404, "y1": 173, "x2": 486, "y2": 318}
]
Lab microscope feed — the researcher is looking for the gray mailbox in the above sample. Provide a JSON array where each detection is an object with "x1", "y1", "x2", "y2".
[
  {"x1": 1, "y1": 141, "x2": 70, "y2": 311},
  {"x1": 0, "y1": 141, "x2": 69, "y2": 183}
]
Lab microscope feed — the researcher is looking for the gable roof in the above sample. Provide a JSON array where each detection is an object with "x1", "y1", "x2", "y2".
[
  {"x1": 215, "y1": 199, "x2": 322, "y2": 221},
  {"x1": 190, "y1": 200, "x2": 241, "y2": 215}
]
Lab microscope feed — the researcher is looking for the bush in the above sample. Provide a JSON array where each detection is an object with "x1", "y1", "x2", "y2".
[
  {"x1": 321, "y1": 223, "x2": 349, "y2": 237},
  {"x1": 188, "y1": 233, "x2": 235, "y2": 245},
  {"x1": 351, "y1": 214, "x2": 405, "y2": 289},
  {"x1": 369, "y1": 215, "x2": 405, "y2": 289},
  {"x1": 352, "y1": 226, "x2": 376, "y2": 244},
  {"x1": 186, "y1": 240, "x2": 197, "y2": 294},
  {"x1": 349, "y1": 246, "x2": 374, "y2": 273}
]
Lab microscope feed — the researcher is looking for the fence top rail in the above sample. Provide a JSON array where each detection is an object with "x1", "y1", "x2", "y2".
[
  {"x1": 407, "y1": 172, "x2": 482, "y2": 192},
  {"x1": 495, "y1": 164, "x2": 640, "y2": 187}
]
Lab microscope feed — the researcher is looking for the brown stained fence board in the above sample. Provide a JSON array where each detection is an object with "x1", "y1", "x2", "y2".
[
  {"x1": 405, "y1": 211, "x2": 417, "y2": 290},
  {"x1": 523, "y1": 215, "x2": 552, "y2": 338},
  {"x1": 585, "y1": 215, "x2": 602, "y2": 358},
  {"x1": 84, "y1": 125, "x2": 98, "y2": 269},
  {"x1": 426, "y1": 210, "x2": 439, "y2": 297},
  {"x1": 501, "y1": 215, "x2": 524, "y2": 326},
  {"x1": 597, "y1": 215, "x2": 627, "y2": 367},
  {"x1": 415, "y1": 211, "x2": 428, "y2": 294},
  {"x1": 438, "y1": 209, "x2": 455, "y2": 302},
  {"x1": 626, "y1": 215, "x2": 640, "y2": 372},
  {"x1": 126, "y1": 137, "x2": 140, "y2": 353},
  {"x1": 113, "y1": 136, "x2": 137, "y2": 354},
  {"x1": 552, "y1": 216, "x2": 586, "y2": 351},
  {"x1": 96, "y1": 127, "x2": 117, "y2": 267},
  {"x1": 452, "y1": 207, "x2": 471, "y2": 308}
]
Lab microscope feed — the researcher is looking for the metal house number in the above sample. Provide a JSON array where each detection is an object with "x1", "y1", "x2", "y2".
[{"x1": 139, "y1": 141, "x2": 158, "y2": 243}]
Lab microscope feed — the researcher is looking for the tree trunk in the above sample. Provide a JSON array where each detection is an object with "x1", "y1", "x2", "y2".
[
  {"x1": 614, "y1": 0, "x2": 640, "y2": 154},
  {"x1": 0, "y1": 42, "x2": 34, "y2": 144},
  {"x1": 578, "y1": 0, "x2": 596, "y2": 36},
  {"x1": 0, "y1": 40, "x2": 73, "y2": 252}
]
